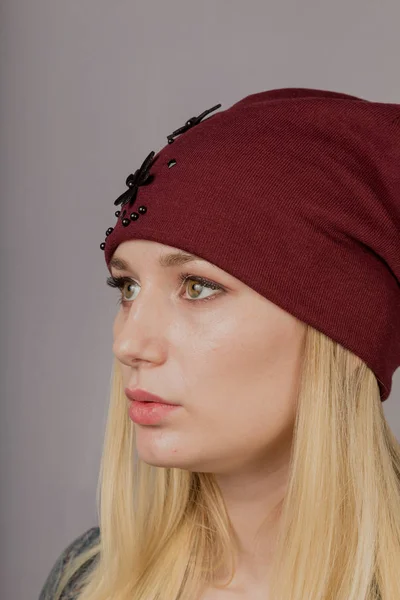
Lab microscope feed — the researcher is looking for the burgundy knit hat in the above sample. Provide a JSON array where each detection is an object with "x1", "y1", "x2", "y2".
[{"x1": 100, "y1": 87, "x2": 400, "y2": 402}]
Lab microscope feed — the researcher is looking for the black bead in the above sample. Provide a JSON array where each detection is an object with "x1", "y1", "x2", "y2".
[
  {"x1": 115, "y1": 210, "x2": 121, "y2": 217},
  {"x1": 100, "y1": 242, "x2": 106, "y2": 250},
  {"x1": 130, "y1": 212, "x2": 139, "y2": 221},
  {"x1": 126, "y1": 173, "x2": 135, "y2": 187},
  {"x1": 138, "y1": 206, "x2": 147, "y2": 214},
  {"x1": 122, "y1": 218, "x2": 130, "y2": 227},
  {"x1": 106, "y1": 227, "x2": 114, "y2": 236},
  {"x1": 168, "y1": 159, "x2": 177, "y2": 168},
  {"x1": 168, "y1": 138, "x2": 174, "y2": 144}
]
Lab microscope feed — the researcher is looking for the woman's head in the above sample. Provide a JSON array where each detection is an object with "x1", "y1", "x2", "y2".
[
  {"x1": 53, "y1": 87, "x2": 400, "y2": 600},
  {"x1": 102, "y1": 88, "x2": 400, "y2": 403},
  {"x1": 111, "y1": 238, "x2": 306, "y2": 476}
]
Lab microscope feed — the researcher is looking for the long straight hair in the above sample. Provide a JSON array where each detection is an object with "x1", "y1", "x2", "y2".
[{"x1": 53, "y1": 324, "x2": 400, "y2": 599}]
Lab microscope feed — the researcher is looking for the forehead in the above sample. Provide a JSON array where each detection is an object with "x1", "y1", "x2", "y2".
[{"x1": 109, "y1": 240, "x2": 212, "y2": 271}]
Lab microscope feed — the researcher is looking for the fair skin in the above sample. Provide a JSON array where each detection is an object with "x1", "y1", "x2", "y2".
[{"x1": 110, "y1": 239, "x2": 306, "y2": 599}]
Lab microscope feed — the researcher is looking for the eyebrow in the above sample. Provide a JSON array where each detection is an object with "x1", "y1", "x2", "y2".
[{"x1": 109, "y1": 250, "x2": 207, "y2": 272}]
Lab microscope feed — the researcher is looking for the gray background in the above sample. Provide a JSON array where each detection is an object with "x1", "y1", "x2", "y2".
[{"x1": 1, "y1": 1, "x2": 400, "y2": 598}]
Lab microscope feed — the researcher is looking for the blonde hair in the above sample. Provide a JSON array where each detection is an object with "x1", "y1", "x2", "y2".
[{"x1": 53, "y1": 324, "x2": 400, "y2": 599}]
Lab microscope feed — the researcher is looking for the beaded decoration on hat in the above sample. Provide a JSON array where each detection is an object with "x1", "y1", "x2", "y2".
[
  {"x1": 99, "y1": 103, "x2": 221, "y2": 251},
  {"x1": 166, "y1": 103, "x2": 222, "y2": 144}
]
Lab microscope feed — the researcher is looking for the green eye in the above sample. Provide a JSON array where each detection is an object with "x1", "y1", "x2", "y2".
[{"x1": 106, "y1": 273, "x2": 225, "y2": 307}]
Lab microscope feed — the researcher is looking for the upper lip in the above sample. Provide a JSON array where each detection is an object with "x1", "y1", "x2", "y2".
[{"x1": 125, "y1": 388, "x2": 179, "y2": 406}]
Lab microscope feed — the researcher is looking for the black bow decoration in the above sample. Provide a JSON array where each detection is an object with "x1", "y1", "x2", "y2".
[
  {"x1": 167, "y1": 103, "x2": 221, "y2": 144},
  {"x1": 99, "y1": 151, "x2": 156, "y2": 249},
  {"x1": 114, "y1": 150, "x2": 156, "y2": 210},
  {"x1": 100, "y1": 102, "x2": 223, "y2": 250}
]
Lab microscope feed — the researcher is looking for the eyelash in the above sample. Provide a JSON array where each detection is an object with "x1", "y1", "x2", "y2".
[{"x1": 106, "y1": 272, "x2": 225, "y2": 307}]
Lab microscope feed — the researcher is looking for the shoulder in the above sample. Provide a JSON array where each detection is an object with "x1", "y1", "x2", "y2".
[{"x1": 38, "y1": 526, "x2": 100, "y2": 600}]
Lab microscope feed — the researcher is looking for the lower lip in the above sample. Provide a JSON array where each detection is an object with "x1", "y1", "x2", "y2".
[{"x1": 128, "y1": 400, "x2": 180, "y2": 425}]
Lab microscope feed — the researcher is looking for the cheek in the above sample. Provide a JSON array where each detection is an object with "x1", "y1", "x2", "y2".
[
  {"x1": 112, "y1": 315, "x2": 120, "y2": 342},
  {"x1": 201, "y1": 384, "x2": 297, "y2": 469},
  {"x1": 183, "y1": 320, "x2": 301, "y2": 429},
  {"x1": 113, "y1": 311, "x2": 124, "y2": 334},
  {"x1": 183, "y1": 318, "x2": 279, "y2": 386}
]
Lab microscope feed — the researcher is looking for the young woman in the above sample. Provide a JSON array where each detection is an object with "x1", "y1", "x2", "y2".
[{"x1": 39, "y1": 87, "x2": 400, "y2": 600}]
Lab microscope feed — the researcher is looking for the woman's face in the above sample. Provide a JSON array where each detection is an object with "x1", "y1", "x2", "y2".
[{"x1": 111, "y1": 239, "x2": 306, "y2": 475}]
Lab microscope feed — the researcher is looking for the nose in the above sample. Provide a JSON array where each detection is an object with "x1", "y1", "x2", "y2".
[{"x1": 112, "y1": 286, "x2": 169, "y2": 368}]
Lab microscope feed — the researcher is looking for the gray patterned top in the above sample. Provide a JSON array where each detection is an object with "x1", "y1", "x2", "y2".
[{"x1": 38, "y1": 527, "x2": 100, "y2": 600}]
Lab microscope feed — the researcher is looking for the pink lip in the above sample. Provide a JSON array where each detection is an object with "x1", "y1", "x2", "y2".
[
  {"x1": 128, "y1": 399, "x2": 180, "y2": 425},
  {"x1": 124, "y1": 387, "x2": 179, "y2": 406}
]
